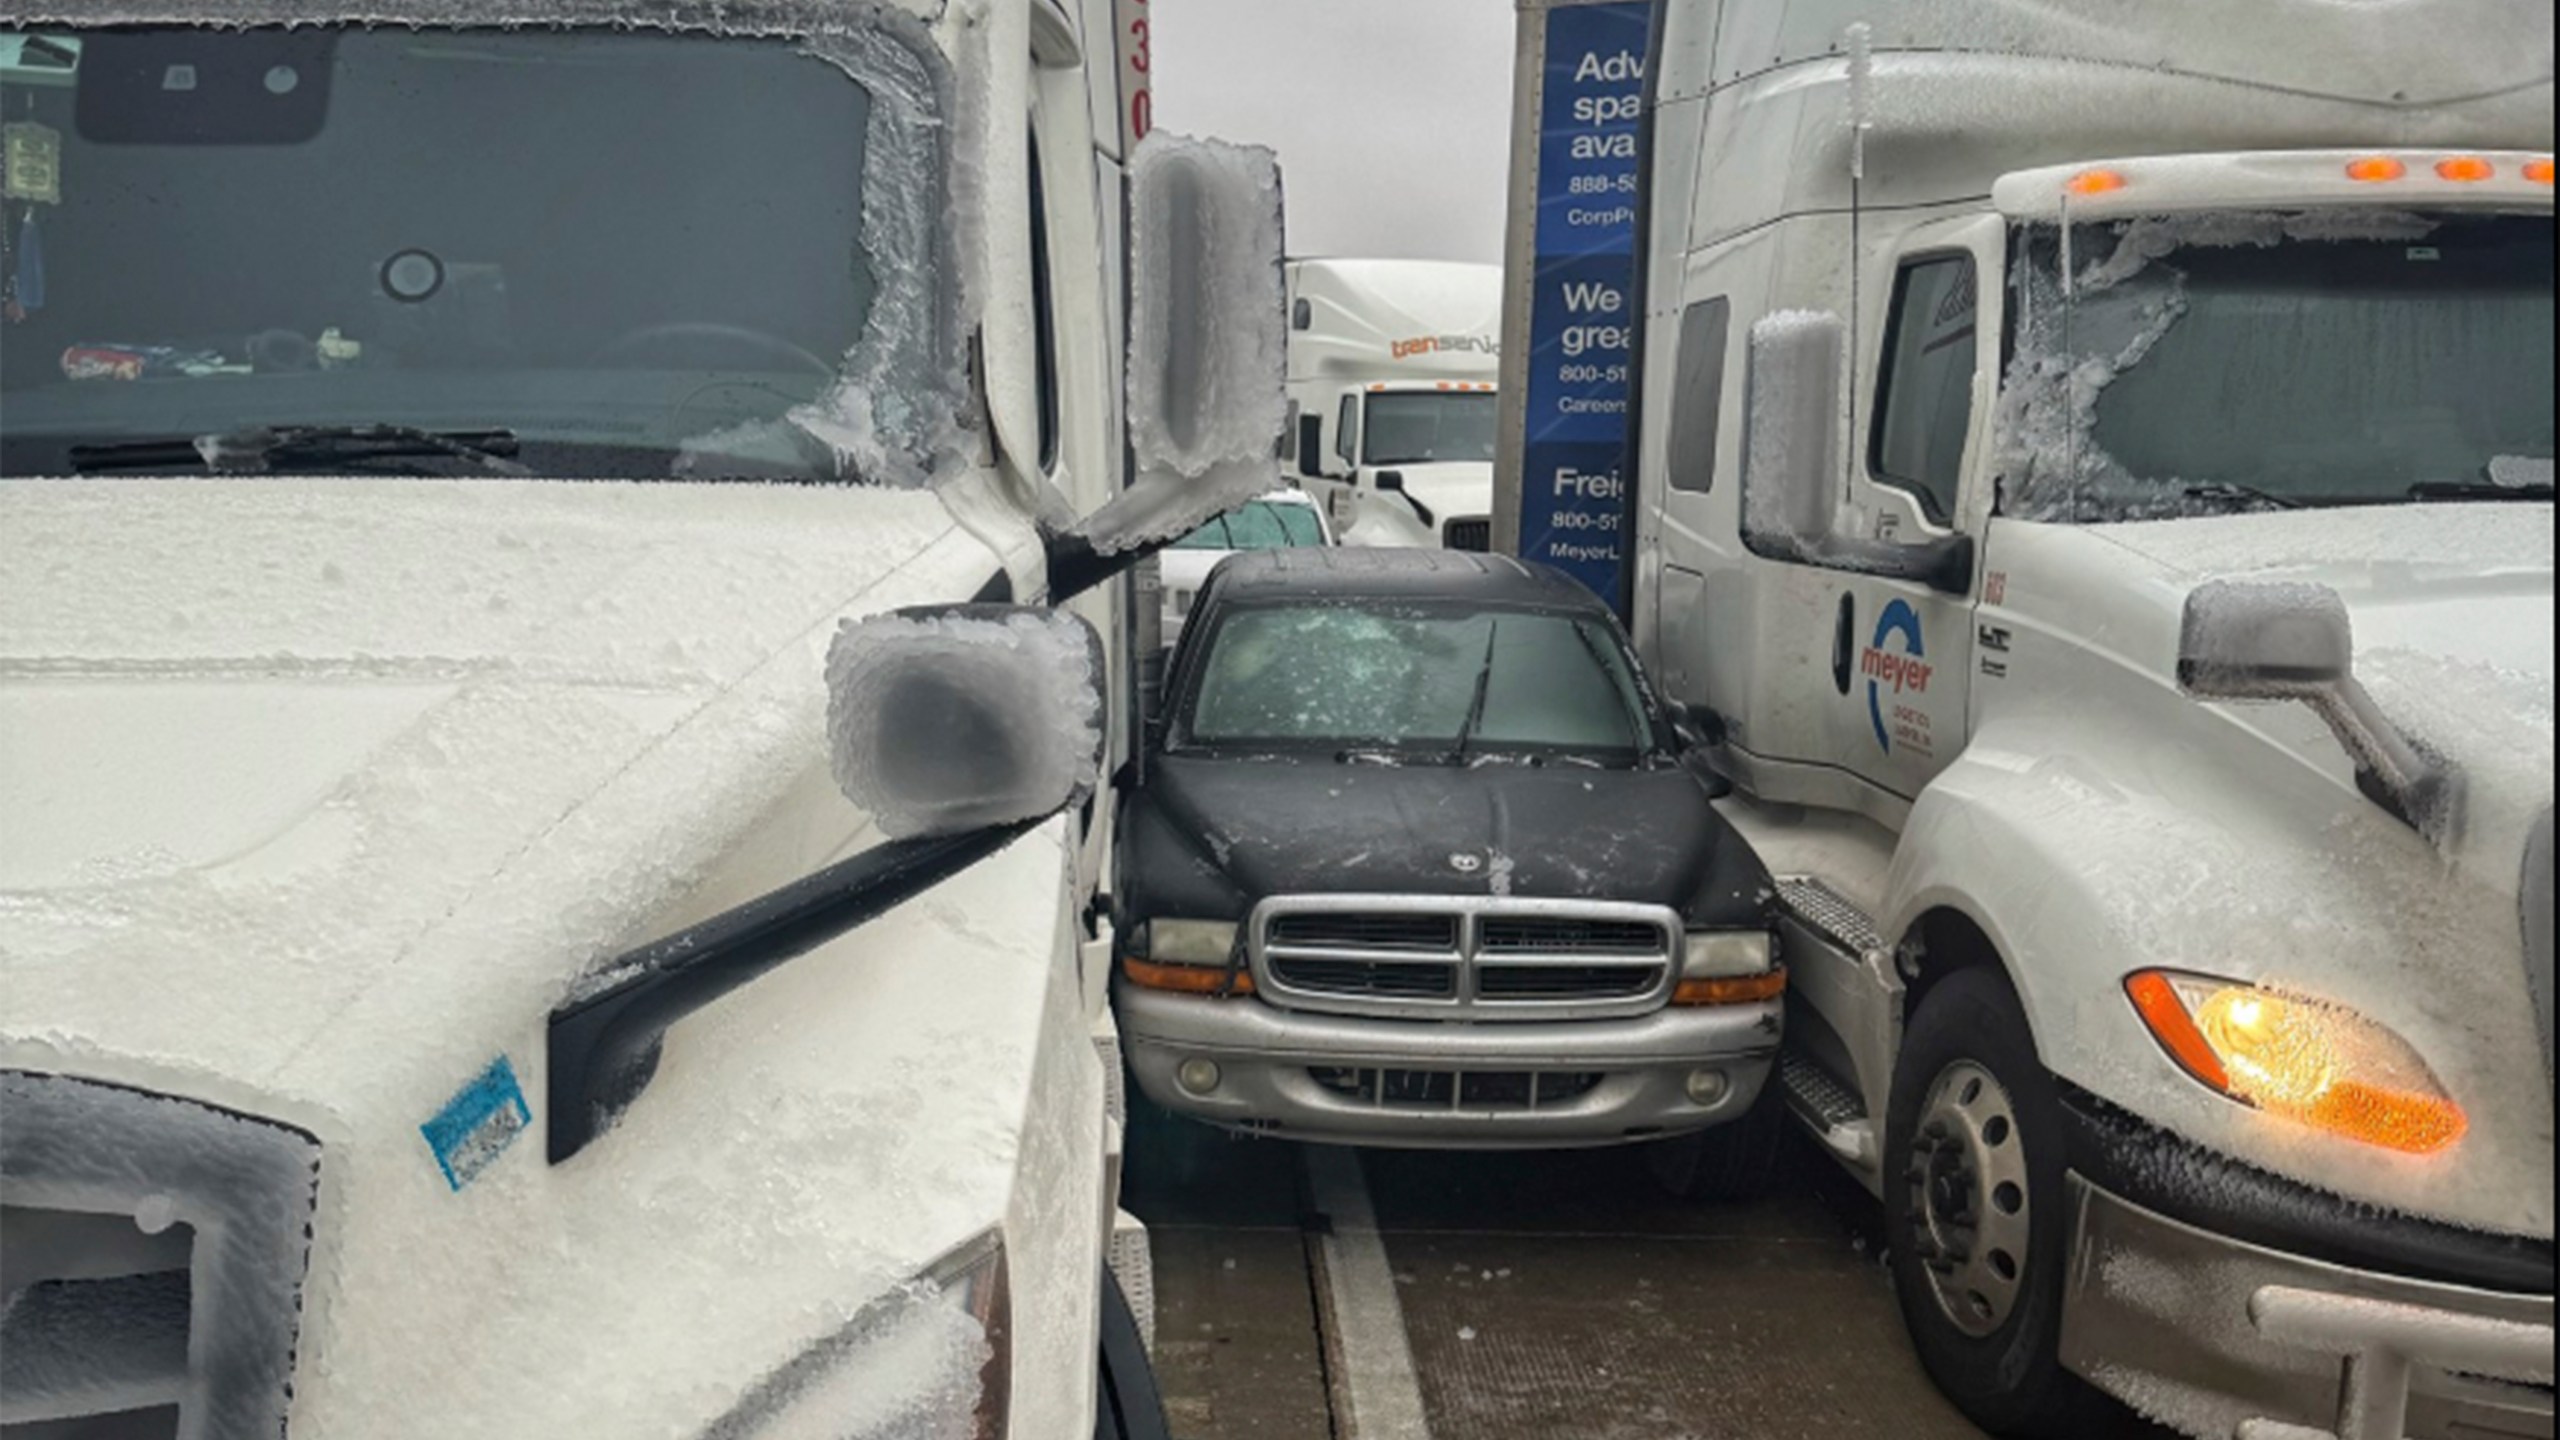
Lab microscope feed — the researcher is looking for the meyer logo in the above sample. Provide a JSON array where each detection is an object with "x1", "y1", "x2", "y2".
[
  {"x1": 1862, "y1": 600, "x2": 1931, "y2": 754},
  {"x1": 1391, "y1": 334, "x2": 1500, "y2": 361}
]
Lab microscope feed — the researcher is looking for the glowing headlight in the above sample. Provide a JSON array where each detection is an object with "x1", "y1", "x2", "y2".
[
  {"x1": 2126, "y1": 971, "x2": 2468, "y2": 1156},
  {"x1": 742, "y1": 1235, "x2": 1011, "y2": 1440}
]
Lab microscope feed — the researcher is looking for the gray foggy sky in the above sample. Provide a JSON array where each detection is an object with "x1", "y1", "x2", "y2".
[{"x1": 1150, "y1": 0, "x2": 1520, "y2": 265}]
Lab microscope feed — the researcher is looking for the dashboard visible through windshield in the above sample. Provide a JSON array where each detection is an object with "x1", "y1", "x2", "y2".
[{"x1": 0, "y1": 25, "x2": 931, "y2": 481}]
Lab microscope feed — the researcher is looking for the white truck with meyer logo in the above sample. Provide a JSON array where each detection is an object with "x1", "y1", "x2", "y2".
[
  {"x1": 1285, "y1": 257, "x2": 1504, "y2": 550},
  {"x1": 1615, "y1": 2, "x2": 2556, "y2": 1437},
  {"x1": 0, "y1": 3, "x2": 1291, "y2": 1436}
]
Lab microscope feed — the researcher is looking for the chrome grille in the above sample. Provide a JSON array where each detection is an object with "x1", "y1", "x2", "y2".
[
  {"x1": 1441, "y1": 517, "x2": 1492, "y2": 552},
  {"x1": 1252, "y1": 896, "x2": 1679, "y2": 1022},
  {"x1": 0, "y1": 1073, "x2": 321, "y2": 1440}
]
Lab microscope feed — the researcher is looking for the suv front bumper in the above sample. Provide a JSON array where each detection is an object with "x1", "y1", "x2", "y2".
[{"x1": 1116, "y1": 985, "x2": 1780, "y2": 1148}]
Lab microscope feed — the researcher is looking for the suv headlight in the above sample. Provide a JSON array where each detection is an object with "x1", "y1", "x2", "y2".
[
  {"x1": 1673, "y1": 930, "x2": 1787, "y2": 1006},
  {"x1": 2127, "y1": 971, "x2": 2468, "y2": 1156},
  {"x1": 1121, "y1": 919, "x2": 1253, "y2": 996},
  {"x1": 738, "y1": 1235, "x2": 1011, "y2": 1439}
]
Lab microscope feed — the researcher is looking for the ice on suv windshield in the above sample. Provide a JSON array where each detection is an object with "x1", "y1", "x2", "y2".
[
  {"x1": 0, "y1": 25, "x2": 950, "y2": 482},
  {"x1": 2001, "y1": 212, "x2": 2555, "y2": 519},
  {"x1": 1179, "y1": 602, "x2": 1651, "y2": 757}
]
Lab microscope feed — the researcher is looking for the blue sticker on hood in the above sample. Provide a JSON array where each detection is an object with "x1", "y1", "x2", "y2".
[{"x1": 422, "y1": 1056, "x2": 531, "y2": 1192}]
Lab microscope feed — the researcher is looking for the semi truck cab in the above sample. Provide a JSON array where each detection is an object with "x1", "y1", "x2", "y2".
[{"x1": 1619, "y1": 3, "x2": 2556, "y2": 1437}]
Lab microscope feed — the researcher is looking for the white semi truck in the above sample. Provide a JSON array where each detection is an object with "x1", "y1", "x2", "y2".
[
  {"x1": 1285, "y1": 258, "x2": 1504, "y2": 550},
  {"x1": 1615, "y1": 2, "x2": 2556, "y2": 1437},
  {"x1": 0, "y1": 3, "x2": 1289, "y2": 1436}
]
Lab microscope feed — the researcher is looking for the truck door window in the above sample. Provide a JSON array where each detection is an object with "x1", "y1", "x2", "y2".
[
  {"x1": 1667, "y1": 297, "x2": 1732, "y2": 493},
  {"x1": 1871, "y1": 255, "x2": 1979, "y2": 523}
]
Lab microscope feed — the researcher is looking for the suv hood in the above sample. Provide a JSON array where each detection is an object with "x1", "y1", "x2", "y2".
[{"x1": 1124, "y1": 753, "x2": 1771, "y2": 927}]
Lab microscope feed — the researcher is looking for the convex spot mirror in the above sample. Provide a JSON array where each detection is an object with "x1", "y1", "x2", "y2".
[
  {"x1": 1737, "y1": 310, "x2": 1973, "y2": 595},
  {"x1": 1050, "y1": 134, "x2": 1289, "y2": 597},
  {"x1": 828, "y1": 605, "x2": 1105, "y2": 839}
]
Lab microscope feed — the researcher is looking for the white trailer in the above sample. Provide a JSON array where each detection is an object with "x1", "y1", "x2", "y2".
[
  {"x1": 1615, "y1": 2, "x2": 2556, "y2": 1437},
  {"x1": 0, "y1": 4, "x2": 1288, "y2": 1436},
  {"x1": 1285, "y1": 257, "x2": 1504, "y2": 549}
]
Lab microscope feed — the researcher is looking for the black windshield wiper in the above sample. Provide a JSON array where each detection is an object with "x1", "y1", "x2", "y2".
[
  {"x1": 2182, "y1": 481, "x2": 2302, "y2": 513},
  {"x1": 69, "y1": 425, "x2": 526, "y2": 476},
  {"x1": 2409, "y1": 480, "x2": 2556, "y2": 503},
  {"x1": 1449, "y1": 621, "x2": 1501, "y2": 766}
]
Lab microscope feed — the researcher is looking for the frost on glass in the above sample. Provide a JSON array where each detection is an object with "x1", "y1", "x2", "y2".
[
  {"x1": 1739, "y1": 310, "x2": 1846, "y2": 554},
  {"x1": 1994, "y1": 212, "x2": 2445, "y2": 522},
  {"x1": 825, "y1": 609, "x2": 1103, "y2": 840},
  {"x1": 0, "y1": 1072, "x2": 320, "y2": 1439},
  {"x1": 1083, "y1": 132, "x2": 1290, "y2": 557}
]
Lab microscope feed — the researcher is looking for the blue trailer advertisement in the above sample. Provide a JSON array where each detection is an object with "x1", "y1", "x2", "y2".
[{"x1": 1515, "y1": 1, "x2": 1649, "y2": 609}]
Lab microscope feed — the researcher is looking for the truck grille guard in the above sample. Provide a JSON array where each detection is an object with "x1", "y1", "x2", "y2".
[
  {"x1": 1, "y1": 1071, "x2": 322, "y2": 1439},
  {"x1": 2240, "y1": 1285, "x2": 2555, "y2": 1440}
]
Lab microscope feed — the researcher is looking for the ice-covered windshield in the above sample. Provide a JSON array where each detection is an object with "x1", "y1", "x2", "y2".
[
  {"x1": 0, "y1": 25, "x2": 951, "y2": 483},
  {"x1": 1998, "y1": 212, "x2": 2555, "y2": 520},
  {"x1": 1363, "y1": 391, "x2": 1498, "y2": 467},
  {"x1": 1178, "y1": 602, "x2": 1650, "y2": 758},
  {"x1": 1170, "y1": 500, "x2": 1327, "y2": 551}
]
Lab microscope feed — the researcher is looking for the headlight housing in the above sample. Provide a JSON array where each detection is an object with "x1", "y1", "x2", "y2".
[
  {"x1": 1121, "y1": 919, "x2": 1253, "y2": 995},
  {"x1": 2126, "y1": 971, "x2": 2468, "y2": 1156},
  {"x1": 738, "y1": 1235, "x2": 1011, "y2": 1440},
  {"x1": 1673, "y1": 930, "x2": 1787, "y2": 1006}
]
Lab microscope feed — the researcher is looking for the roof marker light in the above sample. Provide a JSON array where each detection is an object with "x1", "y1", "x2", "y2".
[
  {"x1": 2346, "y1": 157, "x2": 2408, "y2": 183},
  {"x1": 2436, "y1": 156, "x2": 2496, "y2": 183},
  {"x1": 2064, "y1": 168, "x2": 2129, "y2": 197},
  {"x1": 2523, "y1": 158, "x2": 2554, "y2": 185}
]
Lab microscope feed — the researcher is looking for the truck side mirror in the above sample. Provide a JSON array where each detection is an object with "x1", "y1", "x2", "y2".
[
  {"x1": 1298, "y1": 414, "x2": 1326, "y2": 478},
  {"x1": 1738, "y1": 310, "x2": 1976, "y2": 597},
  {"x1": 1047, "y1": 134, "x2": 1288, "y2": 601},
  {"x1": 2178, "y1": 581, "x2": 2455, "y2": 837},
  {"x1": 549, "y1": 605, "x2": 1107, "y2": 1164}
]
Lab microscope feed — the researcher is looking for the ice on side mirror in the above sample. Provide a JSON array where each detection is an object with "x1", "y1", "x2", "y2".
[
  {"x1": 1740, "y1": 310, "x2": 1846, "y2": 555},
  {"x1": 826, "y1": 606, "x2": 1105, "y2": 839},
  {"x1": 1076, "y1": 132, "x2": 1289, "y2": 558},
  {"x1": 2177, "y1": 580, "x2": 2354, "y2": 700}
]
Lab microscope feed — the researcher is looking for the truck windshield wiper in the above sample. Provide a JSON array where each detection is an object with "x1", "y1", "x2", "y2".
[
  {"x1": 1448, "y1": 620, "x2": 1501, "y2": 765},
  {"x1": 2182, "y1": 481, "x2": 2302, "y2": 513},
  {"x1": 69, "y1": 425, "x2": 527, "y2": 476},
  {"x1": 2409, "y1": 480, "x2": 2556, "y2": 503}
]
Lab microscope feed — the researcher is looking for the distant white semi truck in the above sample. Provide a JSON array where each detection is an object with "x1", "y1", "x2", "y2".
[
  {"x1": 1602, "y1": 2, "x2": 2557, "y2": 1438},
  {"x1": 1285, "y1": 258, "x2": 1503, "y2": 550}
]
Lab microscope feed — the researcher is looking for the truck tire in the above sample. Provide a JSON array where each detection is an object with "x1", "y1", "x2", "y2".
[
  {"x1": 1885, "y1": 968, "x2": 2107, "y2": 1438},
  {"x1": 1095, "y1": 1269, "x2": 1171, "y2": 1440},
  {"x1": 1647, "y1": 1071, "x2": 1786, "y2": 1203}
]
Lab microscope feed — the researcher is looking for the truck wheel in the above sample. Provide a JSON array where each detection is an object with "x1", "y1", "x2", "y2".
[
  {"x1": 1647, "y1": 1070, "x2": 1785, "y2": 1203},
  {"x1": 1094, "y1": 1269, "x2": 1171, "y2": 1440},
  {"x1": 1885, "y1": 968, "x2": 2105, "y2": 1438}
]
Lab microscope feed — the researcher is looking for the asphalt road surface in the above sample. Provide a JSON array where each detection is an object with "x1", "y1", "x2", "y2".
[{"x1": 1125, "y1": 1098, "x2": 2174, "y2": 1440}]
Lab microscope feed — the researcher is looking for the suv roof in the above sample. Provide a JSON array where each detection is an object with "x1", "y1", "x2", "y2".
[{"x1": 1201, "y1": 548, "x2": 1604, "y2": 614}]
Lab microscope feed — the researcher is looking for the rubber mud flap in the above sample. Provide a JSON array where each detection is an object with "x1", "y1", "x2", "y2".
[{"x1": 1096, "y1": 1268, "x2": 1171, "y2": 1440}]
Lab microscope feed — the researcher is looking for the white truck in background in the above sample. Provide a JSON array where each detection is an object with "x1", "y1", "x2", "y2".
[
  {"x1": 1618, "y1": 2, "x2": 2556, "y2": 1437},
  {"x1": 0, "y1": 3, "x2": 1290, "y2": 1436},
  {"x1": 1285, "y1": 257, "x2": 1504, "y2": 549}
]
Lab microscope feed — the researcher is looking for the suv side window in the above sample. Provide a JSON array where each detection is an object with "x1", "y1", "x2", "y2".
[
  {"x1": 1667, "y1": 297, "x2": 1731, "y2": 494},
  {"x1": 1870, "y1": 255, "x2": 1978, "y2": 523}
]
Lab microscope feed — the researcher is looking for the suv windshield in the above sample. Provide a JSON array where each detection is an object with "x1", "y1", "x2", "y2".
[
  {"x1": 1171, "y1": 500, "x2": 1326, "y2": 551},
  {"x1": 1362, "y1": 391, "x2": 1497, "y2": 467},
  {"x1": 1179, "y1": 602, "x2": 1651, "y2": 759},
  {"x1": 0, "y1": 26, "x2": 943, "y2": 481},
  {"x1": 2002, "y1": 212, "x2": 2555, "y2": 519}
]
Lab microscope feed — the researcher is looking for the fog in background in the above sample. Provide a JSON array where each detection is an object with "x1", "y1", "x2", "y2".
[{"x1": 1150, "y1": 0, "x2": 1519, "y2": 264}]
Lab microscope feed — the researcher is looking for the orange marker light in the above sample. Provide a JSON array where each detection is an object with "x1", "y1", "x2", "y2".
[
  {"x1": 2064, "y1": 168, "x2": 2129, "y2": 197},
  {"x1": 2346, "y1": 157, "x2": 2408, "y2": 183},
  {"x1": 1673, "y1": 969, "x2": 1789, "y2": 1007},
  {"x1": 2524, "y1": 158, "x2": 2555, "y2": 185},
  {"x1": 1122, "y1": 958, "x2": 1255, "y2": 997},
  {"x1": 2436, "y1": 156, "x2": 2497, "y2": 182}
]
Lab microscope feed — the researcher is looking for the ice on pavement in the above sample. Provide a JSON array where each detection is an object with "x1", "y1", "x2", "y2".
[
  {"x1": 1083, "y1": 132, "x2": 1290, "y2": 557},
  {"x1": 826, "y1": 609, "x2": 1103, "y2": 839}
]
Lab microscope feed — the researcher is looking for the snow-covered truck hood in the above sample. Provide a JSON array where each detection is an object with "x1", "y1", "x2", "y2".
[
  {"x1": 0, "y1": 479, "x2": 1101, "y2": 1436},
  {"x1": 1985, "y1": 503, "x2": 2553, "y2": 1234}
]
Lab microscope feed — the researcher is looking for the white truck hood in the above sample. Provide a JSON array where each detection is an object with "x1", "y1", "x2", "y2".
[{"x1": 0, "y1": 479, "x2": 1100, "y2": 1437}]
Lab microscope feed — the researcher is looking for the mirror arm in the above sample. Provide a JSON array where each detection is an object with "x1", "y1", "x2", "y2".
[
  {"x1": 547, "y1": 815, "x2": 1046, "y2": 1165},
  {"x1": 2309, "y1": 682, "x2": 2458, "y2": 836}
]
